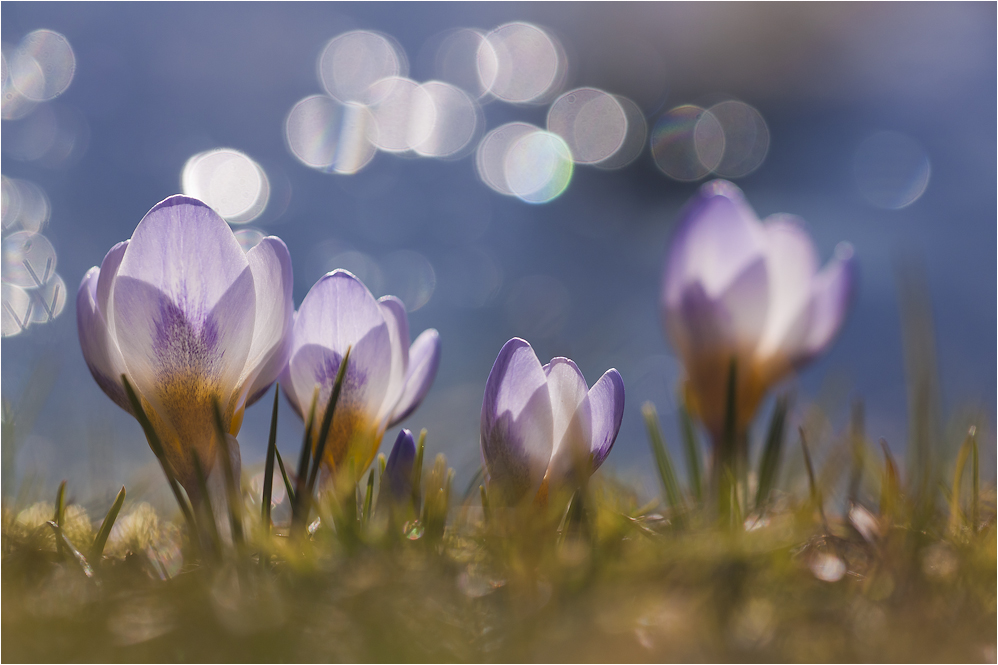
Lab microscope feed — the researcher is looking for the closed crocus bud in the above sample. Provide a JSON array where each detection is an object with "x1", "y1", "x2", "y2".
[
  {"x1": 480, "y1": 338, "x2": 625, "y2": 505},
  {"x1": 280, "y1": 269, "x2": 440, "y2": 478},
  {"x1": 380, "y1": 428, "x2": 416, "y2": 504},
  {"x1": 77, "y1": 196, "x2": 294, "y2": 498},
  {"x1": 661, "y1": 180, "x2": 856, "y2": 441}
]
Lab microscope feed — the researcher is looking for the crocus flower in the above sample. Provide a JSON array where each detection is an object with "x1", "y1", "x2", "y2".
[
  {"x1": 480, "y1": 338, "x2": 625, "y2": 504},
  {"x1": 77, "y1": 195, "x2": 294, "y2": 497},
  {"x1": 660, "y1": 180, "x2": 856, "y2": 440},
  {"x1": 280, "y1": 269, "x2": 440, "y2": 477},
  {"x1": 380, "y1": 428, "x2": 416, "y2": 504}
]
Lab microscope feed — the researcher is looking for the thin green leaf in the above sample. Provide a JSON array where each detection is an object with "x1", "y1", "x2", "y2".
[
  {"x1": 191, "y1": 450, "x2": 222, "y2": 558},
  {"x1": 971, "y1": 427, "x2": 979, "y2": 534},
  {"x1": 307, "y1": 346, "x2": 352, "y2": 499},
  {"x1": 362, "y1": 469, "x2": 374, "y2": 525},
  {"x1": 275, "y1": 447, "x2": 296, "y2": 506},
  {"x1": 642, "y1": 402, "x2": 685, "y2": 527},
  {"x1": 53, "y1": 479, "x2": 66, "y2": 527},
  {"x1": 800, "y1": 427, "x2": 829, "y2": 533},
  {"x1": 948, "y1": 427, "x2": 974, "y2": 535},
  {"x1": 262, "y1": 384, "x2": 281, "y2": 527},
  {"x1": 47, "y1": 521, "x2": 94, "y2": 579},
  {"x1": 212, "y1": 399, "x2": 244, "y2": 547},
  {"x1": 480, "y1": 485, "x2": 490, "y2": 523},
  {"x1": 121, "y1": 375, "x2": 198, "y2": 541},
  {"x1": 755, "y1": 395, "x2": 789, "y2": 513},
  {"x1": 293, "y1": 386, "x2": 319, "y2": 526},
  {"x1": 678, "y1": 400, "x2": 703, "y2": 504},
  {"x1": 847, "y1": 399, "x2": 866, "y2": 504},
  {"x1": 462, "y1": 466, "x2": 486, "y2": 502},
  {"x1": 879, "y1": 438, "x2": 900, "y2": 521},
  {"x1": 91, "y1": 486, "x2": 126, "y2": 561},
  {"x1": 412, "y1": 429, "x2": 427, "y2": 511}
]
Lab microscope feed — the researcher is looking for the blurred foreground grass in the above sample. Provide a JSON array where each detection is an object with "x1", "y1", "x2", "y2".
[{"x1": 2, "y1": 429, "x2": 995, "y2": 663}]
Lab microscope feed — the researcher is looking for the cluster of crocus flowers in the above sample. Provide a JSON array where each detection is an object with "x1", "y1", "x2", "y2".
[
  {"x1": 280, "y1": 269, "x2": 440, "y2": 479},
  {"x1": 660, "y1": 180, "x2": 856, "y2": 442},
  {"x1": 480, "y1": 338, "x2": 625, "y2": 504},
  {"x1": 77, "y1": 196, "x2": 294, "y2": 499}
]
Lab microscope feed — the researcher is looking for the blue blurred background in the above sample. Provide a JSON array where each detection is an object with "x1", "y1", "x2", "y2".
[{"x1": 2, "y1": 3, "x2": 995, "y2": 505}]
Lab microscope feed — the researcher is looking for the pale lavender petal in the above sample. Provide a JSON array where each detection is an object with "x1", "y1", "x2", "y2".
[
  {"x1": 288, "y1": 270, "x2": 393, "y2": 424},
  {"x1": 661, "y1": 180, "x2": 766, "y2": 310},
  {"x1": 378, "y1": 295, "x2": 410, "y2": 420},
  {"x1": 76, "y1": 267, "x2": 131, "y2": 413},
  {"x1": 95, "y1": 240, "x2": 128, "y2": 318},
  {"x1": 798, "y1": 243, "x2": 857, "y2": 365},
  {"x1": 543, "y1": 358, "x2": 591, "y2": 481},
  {"x1": 387, "y1": 328, "x2": 440, "y2": 427},
  {"x1": 480, "y1": 338, "x2": 553, "y2": 504},
  {"x1": 381, "y1": 428, "x2": 416, "y2": 502},
  {"x1": 757, "y1": 216, "x2": 820, "y2": 358},
  {"x1": 238, "y1": 237, "x2": 294, "y2": 407},
  {"x1": 587, "y1": 368, "x2": 624, "y2": 472}
]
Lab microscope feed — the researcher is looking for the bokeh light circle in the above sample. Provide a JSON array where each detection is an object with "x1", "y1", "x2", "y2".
[
  {"x1": 182, "y1": 148, "x2": 270, "y2": 223},
  {"x1": 504, "y1": 131, "x2": 574, "y2": 204},
  {"x1": 233, "y1": 227, "x2": 266, "y2": 253},
  {"x1": 380, "y1": 249, "x2": 436, "y2": 311},
  {"x1": 1, "y1": 282, "x2": 31, "y2": 337},
  {"x1": 707, "y1": 100, "x2": 770, "y2": 178},
  {"x1": 27, "y1": 272, "x2": 66, "y2": 324},
  {"x1": 413, "y1": 81, "x2": 481, "y2": 158},
  {"x1": 318, "y1": 31, "x2": 407, "y2": 104},
  {"x1": 285, "y1": 95, "x2": 378, "y2": 175},
  {"x1": 1, "y1": 177, "x2": 50, "y2": 234},
  {"x1": 853, "y1": 131, "x2": 931, "y2": 209},
  {"x1": 432, "y1": 28, "x2": 490, "y2": 98},
  {"x1": 547, "y1": 88, "x2": 627, "y2": 165},
  {"x1": 9, "y1": 30, "x2": 75, "y2": 102},
  {"x1": 365, "y1": 77, "x2": 436, "y2": 153},
  {"x1": 475, "y1": 122, "x2": 538, "y2": 195},
  {"x1": 651, "y1": 105, "x2": 725, "y2": 181},
  {"x1": 478, "y1": 22, "x2": 564, "y2": 104},
  {"x1": 593, "y1": 95, "x2": 647, "y2": 170},
  {"x1": 2, "y1": 231, "x2": 57, "y2": 288}
]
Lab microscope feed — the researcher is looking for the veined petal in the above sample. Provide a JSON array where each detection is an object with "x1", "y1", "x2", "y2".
[
  {"x1": 756, "y1": 216, "x2": 819, "y2": 359},
  {"x1": 799, "y1": 243, "x2": 857, "y2": 365},
  {"x1": 95, "y1": 240, "x2": 128, "y2": 319},
  {"x1": 587, "y1": 368, "x2": 624, "y2": 472},
  {"x1": 77, "y1": 267, "x2": 131, "y2": 413},
  {"x1": 481, "y1": 338, "x2": 553, "y2": 504},
  {"x1": 237, "y1": 237, "x2": 294, "y2": 408},
  {"x1": 543, "y1": 358, "x2": 591, "y2": 482},
  {"x1": 388, "y1": 328, "x2": 440, "y2": 427},
  {"x1": 381, "y1": 428, "x2": 416, "y2": 502},
  {"x1": 378, "y1": 296, "x2": 410, "y2": 421},
  {"x1": 661, "y1": 180, "x2": 766, "y2": 309}
]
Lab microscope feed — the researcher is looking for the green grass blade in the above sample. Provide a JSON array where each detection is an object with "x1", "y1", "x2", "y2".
[
  {"x1": 754, "y1": 395, "x2": 789, "y2": 513},
  {"x1": 47, "y1": 521, "x2": 94, "y2": 579},
  {"x1": 879, "y1": 438, "x2": 900, "y2": 522},
  {"x1": 91, "y1": 486, "x2": 126, "y2": 561},
  {"x1": 678, "y1": 401, "x2": 703, "y2": 504},
  {"x1": 362, "y1": 469, "x2": 374, "y2": 525},
  {"x1": 947, "y1": 428, "x2": 973, "y2": 534},
  {"x1": 121, "y1": 375, "x2": 198, "y2": 540},
  {"x1": 642, "y1": 402, "x2": 685, "y2": 526},
  {"x1": 53, "y1": 480, "x2": 66, "y2": 526},
  {"x1": 412, "y1": 429, "x2": 426, "y2": 511},
  {"x1": 462, "y1": 466, "x2": 486, "y2": 502},
  {"x1": 262, "y1": 384, "x2": 280, "y2": 527},
  {"x1": 847, "y1": 399, "x2": 866, "y2": 504},
  {"x1": 274, "y1": 447, "x2": 296, "y2": 506},
  {"x1": 191, "y1": 450, "x2": 222, "y2": 558},
  {"x1": 480, "y1": 485, "x2": 490, "y2": 523},
  {"x1": 293, "y1": 386, "x2": 319, "y2": 526},
  {"x1": 212, "y1": 400, "x2": 244, "y2": 547},
  {"x1": 971, "y1": 427, "x2": 979, "y2": 534},
  {"x1": 799, "y1": 427, "x2": 829, "y2": 533},
  {"x1": 307, "y1": 346, "x2": 351, "y2": 498}
]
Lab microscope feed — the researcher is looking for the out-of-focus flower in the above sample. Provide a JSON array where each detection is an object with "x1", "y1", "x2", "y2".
[
  {"x1": 280, "y1": 269, "x2": 440, "y2": 477},
  {"x1": 661, "y1": 180, "x2": 856, "y2": 439},
  {"x1": 380, "y1": 428, "x2": 416, "y2": 504},
  {"x1": 77, "y1": 196, "x2": 294, "y2": 495},
  {"x1": 480, "y1": 338, "x2": 624, "y2": 504}
]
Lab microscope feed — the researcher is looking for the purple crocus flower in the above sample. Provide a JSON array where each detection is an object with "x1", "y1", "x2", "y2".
[
  {"x1": 480, "y1": 338, "x2": 625, "y2": 504},
  {"x1": 661, "y1": 180, "x2": 856, "y2": 440},
  {"x1": 279, "y1": 269, "x2": 440, "y2": 477},
  {"x1": 77, "y1": 196, "x2": 294, "y2": 496},
  {"x1": 381, "y1": 428, "x2": 416, "y2": 503}
]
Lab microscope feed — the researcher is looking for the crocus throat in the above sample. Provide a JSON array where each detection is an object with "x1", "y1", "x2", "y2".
[{"x1": 313, "y1": 402, "x2": 382, "y2": 478}]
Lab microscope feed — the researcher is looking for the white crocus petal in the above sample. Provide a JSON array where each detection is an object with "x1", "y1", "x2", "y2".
[
  {"x1": 77, "y1": 267, "x2": 131, "y2": 413},
  {"x1": 544, "y1": 358, "x2": 593, "y2": 483},
  {"x1": 377, "y1": 295, "x2": 410, "y2": 421},
  {"x1": 756, "y1": 216, "x2": 819, "y2": 359},
  {"x1": 388, "y1": 328, "x2": 441, "y2": 427},
  {"x1": 95, "y1": 240, "x2": 128, "y2": 321},
  {"x1": 799, "y1": 243, "x2": 857, "y2": 363},
  {"x1": 235, "y1": 237, "x2": 294, "y2": 409}
]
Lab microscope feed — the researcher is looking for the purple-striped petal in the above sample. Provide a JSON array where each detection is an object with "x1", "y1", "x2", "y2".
[
  {"x1": 77, "y1": 267, "x2": 131, "y2": 413},
  {"x1": 381, "y1": 428, "x2": 416, "y2": 502},
  {"x1": 587, "y1": 368, "x2": 624, "y2": 472},
  {"x1": 481, "y1": 338, "x2": 553, "y2": 504},
  {"x1": 388, "y1": 328, "x2": 440, "y2": 427},
  {"x1": 798, "y1": 243, "x2": 857, "y2": 364},
  {"x1": 661, "y1": 180, "x2": 765, "y2": 310},
  {"x1": 238, "y1": 237, "x2": 294, "y2": 407}
]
